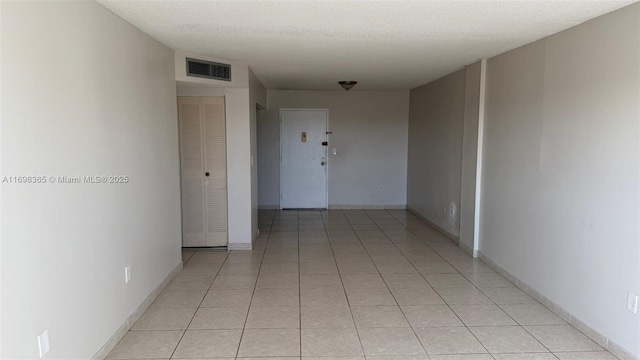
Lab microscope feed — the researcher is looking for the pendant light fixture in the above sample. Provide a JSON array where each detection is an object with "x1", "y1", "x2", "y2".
[{"x1": 338, "y1": 81, "x2": 357, "y2": 91}]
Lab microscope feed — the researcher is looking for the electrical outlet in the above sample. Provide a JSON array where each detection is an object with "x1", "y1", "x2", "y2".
[
  {"x1": 379, "y1": 186, "x2": 384, "y2": 192},
  {"x1": 38, "y1": 329, "x2": 50, "y2": 358},
  {"x1": 450, "y1": 203, "x2": 457, "y2": 215},
  {"x1": 627, "y1": 292, "x2": 638, "y2": 314},
  {"x1": 125, "y1": 265, "x2": 131, "y2": 283}
]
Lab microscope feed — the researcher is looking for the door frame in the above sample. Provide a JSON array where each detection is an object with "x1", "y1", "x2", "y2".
[{"x1": 279, "y1": 108, "x2": 329, "y2": 210}]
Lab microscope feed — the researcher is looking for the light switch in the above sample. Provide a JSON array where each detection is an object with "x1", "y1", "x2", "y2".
[{"x1": 301, "y1": 132, "x2": 307, "y2": 142}]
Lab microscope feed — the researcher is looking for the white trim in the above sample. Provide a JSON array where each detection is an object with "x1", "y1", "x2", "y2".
[
  {"x1": 92, "y1": 261, "x2": 183, "y2": 359},
  {"x1": 279, "y1": 108, "x2": 329, "y2": 210},
  {"x1": 472, "y1": 59, "x2": 487, "y2": 255}
]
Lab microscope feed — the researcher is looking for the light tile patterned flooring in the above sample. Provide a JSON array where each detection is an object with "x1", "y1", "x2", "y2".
[{"x1": 108, "y1": 209, "x2": 619, "y2": 360}]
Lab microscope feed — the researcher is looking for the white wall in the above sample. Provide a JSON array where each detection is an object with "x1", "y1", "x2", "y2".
[
  {"x1": 459, "y1": 61, "x2": 483, "y2": 252},
  {"x1": 175, "y1": 52, "x2": 260, "y2": 249},
  {"x1": 407, "y1": 69, "x2": 466, "y2": 237},
  {"x1": 258, "y1": 90, "x2": 410, "y2": 208},
  {"x1": 480, "y1": 3, "x2": 639, "y2": 357},
  {"x1": 248, "y1": 69, "x2": 266, "y2": 241},
  {"x1": 1, "y1": 2, "x2": 182, "y2": 358},
  {"x1": 176, "y1": 85, "x2": 253, "y2": 248}
]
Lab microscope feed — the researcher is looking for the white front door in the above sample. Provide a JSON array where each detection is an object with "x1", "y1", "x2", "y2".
[{"x1": 280, "y1": 109, "x2": 328, "y2": 209}]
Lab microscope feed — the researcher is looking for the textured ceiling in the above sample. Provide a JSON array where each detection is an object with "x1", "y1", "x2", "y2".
[{"x1": 98, "y1": 0, "x2": 635, "y2": 91}]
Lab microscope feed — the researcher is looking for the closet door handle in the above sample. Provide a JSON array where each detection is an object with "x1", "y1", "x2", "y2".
[{"x1": 205, "y1": 172, "x2": 210, "y2": 177}]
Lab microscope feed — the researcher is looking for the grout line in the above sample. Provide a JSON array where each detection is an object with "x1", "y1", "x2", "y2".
[
  {"x1": 157, "y1": 209, "x2": 620, "y2": 360},
  {"x1": 325, "y1": 209, "x2": 367, "y2": 357},
  {"x1": 168, "y1": 248, "x2": 228, "y2": 359},
  {"x1": 298, "y1": 210, "x2": 302, "y2": 357},
  {"x1": 232, "y1": 210, "x2": 271, "y2": 359}
]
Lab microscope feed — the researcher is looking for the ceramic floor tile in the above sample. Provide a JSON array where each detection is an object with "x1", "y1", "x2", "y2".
[
  {"x1": 200, "y1": 289, "x2": 254, "y2": 307},
  {"x1": 345, "y1": 288, "x2": 397, "y2": 305},
  {"x1": 365, "y1": 356, "x2": 429, "y2": 360},
  {"x1": 351, "y1": 306, "x2": 410, "y2": 328},
  {"x1": 107, "y1": 330, "x2": 183, "y2": 359},
  {"x1": 341, "y1": 274, "x2": 387, "y2": 289},
  {"x1": 381, "y1": 273, "x2": 430, "y2": 288},
  {"x1": 464, "y1": 273, "x2": 513, "y2": 288},
  {"x1": 301, "y1": 306, "x2": 355, "y2": 328},
  {"x1": 165, "y1": 276, "x2": 215, "y2": 291},
  {"x1": 246, "y1": 306, "x2": 300, "y2": 328},
  {"x1": 358, "y1": 328, "x2": 426, "y2": 356},
  {"x1": 251, "y1": 288, "x2": 300, "y2": 307},
  {"x1": 448, "y1": 261, "x2": 495, "y2": 274},
  {"x1": 107, "y1": 210, "x2": 620, "y2": 360},
  {"x1": 150, "y1": 290, "x2": 206, "y2": 308},
  {"x1": 390, "y1": 287, "x2": 445, "y2": 305},
  {"x1": 188, "y1": 307, "x2": 249, "y2": 329},
  {"x1": 238, "y1": 329, "x2": 301, "y2": 357},
  {"x1": 218, "y1": 262, "x2": 262, "y2": 275},
  {"x1": 469, "y1": 326, "x2": 546, "y2": 353},
  {"x1": 180, "y1": 263, "x2": 223, "y2": 276},
  {"x1": 301, "y1": 287, "x2": 349, "y2": 307},
  {"x1": 414, "y1": 263, "x2": 459, "y2": 274},
  {"x1": 172, "y1": 329, "x2": 242, "y2": 358},
  {"x1": 300, "y1": 262, "x2": 339, "y2": 274},
  {"x1": 401, "y1": 305, "x2": 464, "y2": 327},
  {"x1": 259, "y1": 262, "x2": 299, "y2": 274},
  {"x1": 434, "y1": 287, "x2": 493, "y2": 305},
  {"x1": 500, "y1": 304, "x2": 566, "y2": 325},
  {"x1": 480, "y1": 287, "x2": 537, "y2": 304},
  {"x1": 429, "y1": 355, "x2": 494, "y2": 360},
  {"x1": 450, "y1": 305, "x2": 517, "y2": 326},
  {"x1": 423, "y1": 274, "x2": 473, "y2": 288},
  {"x1": 132, "y1": 307, "x2": 196, "y2": 330},
  {"x1": 524, "y1": 325, "x2": 603, "y2": 352},
  {"x1": 300, "y1": 274, "x2": 343, "y2": 288},
  {"x1": 211, "y1": 275, "x2": 258, "y2": 290},
  {"x1": 302, "y1": 328, "x2": 364, "y2": 356},
  {"x1": 414, "y1": 327, "x2": 486, "y2": 355},
  {"x1": 188, "y1": 252, "x2": 228, "y2": 264},
  {"x1": 492, "y1": 354, "x2": 557, "y2": 360},
  {"x1": 303, "y1": 357, "x2": 363, "y2": 360},
  {"x1": 554, "y1": 352, "x2": 618, "y2": 359},
  {"x1": 338, "y1": 262, "x2": 379, "y2": 274},
  {"x1": 256, "y1": 272, "x2": 300, "y2": 289}
]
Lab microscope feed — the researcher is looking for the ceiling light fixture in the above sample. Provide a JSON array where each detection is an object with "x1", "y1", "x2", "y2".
[{"x1": 338, "y1": 81, "x2": 357, "y2": 91}]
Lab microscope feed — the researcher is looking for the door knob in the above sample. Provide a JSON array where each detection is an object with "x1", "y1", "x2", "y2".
[
  {"x1": 321, "y1": 157, "x2": 326, "y2": 166},
  {"x1": 205, "y1": 172, "x2": 210, "y2": 177}
]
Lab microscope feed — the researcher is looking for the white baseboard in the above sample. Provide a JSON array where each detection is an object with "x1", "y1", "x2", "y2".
[
  {"x1": 92, "y1": 261, "x2": 183, "y2": 359},
  {"x1": 406, "y1": 206, "x2": 460, "y2": 243},
  {"x1": 458, "y1": 241, "x2": 478, "y2": 258},
  {"x1": 228, "y1": 242, "x2": 253, "y2": 251},
  {"x1": 478, "y1": 251, "x2": 637, "y2": 360}
]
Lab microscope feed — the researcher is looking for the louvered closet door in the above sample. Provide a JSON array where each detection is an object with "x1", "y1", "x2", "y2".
[
  {"x1": 178, "y1": 96, "x2": 228, "y2": 247},
  {"x1": 178, "y1": 97, "x2": 206, "y2": 247},
  {"x1": 202, "y1": 97, "x2": 228, "y2": 246}
]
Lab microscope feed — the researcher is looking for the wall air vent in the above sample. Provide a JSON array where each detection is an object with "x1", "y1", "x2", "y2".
[{"x1": 186, "y1": 58, "x2": 231, "y2": 81}]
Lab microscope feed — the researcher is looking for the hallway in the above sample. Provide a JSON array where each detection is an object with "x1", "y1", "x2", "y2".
[{"x1": 107, "y1": 209, "x2": 614, "y2": 359}]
